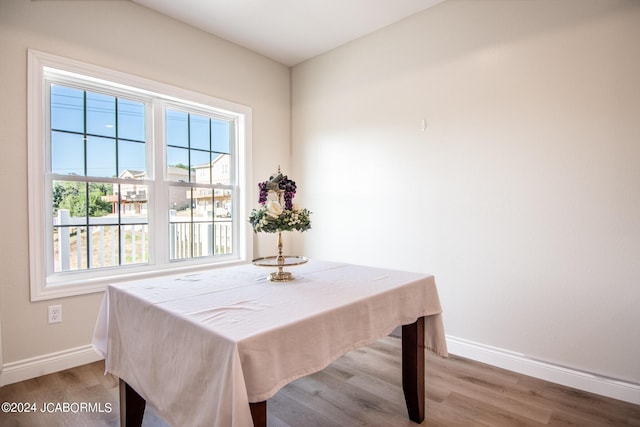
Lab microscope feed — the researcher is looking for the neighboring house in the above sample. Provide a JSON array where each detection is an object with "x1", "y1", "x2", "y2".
[
  {"x1": 103, "y1": 167, "x2": 197, "y2": 215},
  {"x1": 102, "y1": 169, "x2": 148, "y2": 215},
  {"x1": 191, "y1": 154, "x2": 232, "y2": 218},
  {"x1": 167, "y1": 165, "x2": 194, "y2": 183}
]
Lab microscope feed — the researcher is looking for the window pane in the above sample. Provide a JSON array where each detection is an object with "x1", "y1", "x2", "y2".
[
  {"x1": 87, "y1": 136, "x2": 116, "y2": 177},
  {"x1": 88, "y1": 182, "x2": 116, "y2": 225},
  {"x1": 169, "y1": 186, "x2": 192, "y2": 260},
  {"x1": 166, "y1": 109, "x2": 188, "y2": 148},
  {"x1": 191, "y1": 150, "x2": 210, "y2": 184},
  {"x1": 212, "y1": 154, "x2": 231, "y2": 185},
  {"x1": 122, "y1": 224, "x2": 148, "y2": 265},
  {"x1": 193, "y1": 222, "x2": 214, "y2": 257},
  {"x1": 53, "y1": 226, "x2": 88, "y2": 272},
  {"x1": 170, "y1": 222, "x2": 191, "y2": 260},
  {"x1": 215, "y1": 222, "x2": 232, "y2": 255},
  {"x1": 51, "y1": 131, "x2": 84, "y2": 175},
  {"x1": 215, "y1": 189, "x2": 232, "y2": 255},
  {"x1": 214, "y1": 189, "x2": 232, "y2": 219},
  {"x1": 51, "y1": 85, "x2": 84, "y2": 133},
  {"x1": 53, "y1": 181, "x2": 87, "y2": 221},
  {"x1": 121, "y1": 183, "x2": 149, "y2": 264},
  {"x1": 190, "y1": 114, "x2": 210, "y2": 151},
  {"x1": 118, "y1": 140, "x2": 145, "y2": 176},
  {"x1": 193, "y1": 188, "x2": 213, "y2": 222},
  {"x1": 211, "y1": 119, "x2": 230, "y2": 154},
  {"x1": 120, "y1": 184, "x2": 148, "y2": 220},
  {"x1": 88, "y1": 225, "x2": 119, "y2": 269},
  {"x1": 86, "y1": 92, "x2": 115, "y2": 137},
  {"x1": 117, "y1": 98, "x2": 145, "y2": 141},
  {"x1": 167, "y1": 146, "x2": 191, "y2": 181},
  {"x1": 165, "y1": 110, "x2": 235, "y2": 258},
  {"x1": 169, "y1": 185, "x2": 192, "y2": 218}
]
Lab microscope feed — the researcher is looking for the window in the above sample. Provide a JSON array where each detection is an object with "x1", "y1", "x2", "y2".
[
  {"x1": 50, "y1": 85, "x2": 149, "y2": 272},
  {"x1": 165, "y1": 108, "x2": 234, "y2": 260},
  {"x1": 28, "y1": 50, "x2": 252, "y2": 301}
]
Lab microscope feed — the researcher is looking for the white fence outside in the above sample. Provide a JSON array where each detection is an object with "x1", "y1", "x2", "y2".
[
  {"x1": 169, "y1": 221, "x2": 233, "y2": 260},
  {"x1": 54, "y1": 209, "x2": 232, "y2": 271}
]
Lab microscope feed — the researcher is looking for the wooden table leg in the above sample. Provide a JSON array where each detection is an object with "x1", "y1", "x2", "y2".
[
  {"x1": 119, "y1": 379, "x2": 264, "y2": 427},
  {"x1": 250, "y1": 401, "x2": 267, "y2": 427},
  {"x1": 402, "y1": 316, "x2": 425, "y2": 423},
  {"x1": 119, "y1": 379, "x2": 146, "y2": 427}
]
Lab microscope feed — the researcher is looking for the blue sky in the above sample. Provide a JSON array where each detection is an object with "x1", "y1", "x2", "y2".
[{"x1": 50, "y1": 84, "x2": 231, "y2": 179}]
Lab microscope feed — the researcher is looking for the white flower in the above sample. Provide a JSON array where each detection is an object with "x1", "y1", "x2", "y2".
[{"x1": 265, "y1": 200, "x2": 283, "y2": 218}]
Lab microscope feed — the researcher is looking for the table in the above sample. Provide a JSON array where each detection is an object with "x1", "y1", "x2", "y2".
[{"x1": 92, "y1": 260, "x2": 447, "y2": 426}]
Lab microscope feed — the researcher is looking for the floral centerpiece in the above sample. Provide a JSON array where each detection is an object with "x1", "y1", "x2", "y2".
[
  {"x1": 249, "y1": 170, "x2": 312, "y2": 233},
  {"x1": 249, "y1": 168, "x2": 312, "y2": 282}
]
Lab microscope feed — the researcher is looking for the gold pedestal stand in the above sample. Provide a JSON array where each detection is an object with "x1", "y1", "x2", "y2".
[{"x1": 252, "y1": 232, "x2": 308, "y2": 282}]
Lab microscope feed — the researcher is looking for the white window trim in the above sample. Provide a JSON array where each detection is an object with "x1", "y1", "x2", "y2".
[{"x1": 28, "y1": 50, "x2": 253, "y2": 301}]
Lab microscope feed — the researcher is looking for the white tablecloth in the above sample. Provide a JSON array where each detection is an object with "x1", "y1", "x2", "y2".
[{"x1": 92, "y1": 260, "x2": 447, "y2": 427}]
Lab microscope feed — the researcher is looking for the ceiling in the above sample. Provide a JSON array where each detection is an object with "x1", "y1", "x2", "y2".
[{"x1": 131, "y1": 0, "x2": 447, "y2": 66}]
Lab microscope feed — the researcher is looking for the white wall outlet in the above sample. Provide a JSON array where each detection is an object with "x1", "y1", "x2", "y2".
[{"x1": 48, "y1": 305, "x2": 62, "y2": 324}]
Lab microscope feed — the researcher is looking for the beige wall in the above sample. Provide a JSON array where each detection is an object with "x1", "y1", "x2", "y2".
[
  {"x1": 0, "y1": 0, "x2": 290, "y2": 364},
  {"x1": 292, "y1": 0, "x2": 640, "y2": 382}
]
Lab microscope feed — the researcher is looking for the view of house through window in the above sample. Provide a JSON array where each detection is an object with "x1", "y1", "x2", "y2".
[
  {"x1": 28, "y1": 51, "x2": 250, "y2": 300},
  {"x1": 49, "y1": 85, "x2": 239, "y2": 273},
  {"x1": 50, "y1": 84, "x2": 149, "y2": 272},
  {"x1": 165, "y1": 108, "x2": 234, "y2": 260}
]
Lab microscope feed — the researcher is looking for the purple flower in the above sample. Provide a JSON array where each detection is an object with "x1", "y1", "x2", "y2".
[{"x1": 258, "y1": 182, "x2": 268, "y2": 204}]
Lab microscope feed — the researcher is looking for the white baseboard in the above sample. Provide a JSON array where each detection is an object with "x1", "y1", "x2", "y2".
[
  {"x1": 446, "y1": 335, "x2": 640, "y2": 405},
  {"x1": 0, "y1": 345, "x2": 103, "y2": 387}
]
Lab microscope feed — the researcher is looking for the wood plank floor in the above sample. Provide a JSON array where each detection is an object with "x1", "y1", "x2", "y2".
[{"x1": 1, "y1": 337, "x2": 638, "y2": 426}]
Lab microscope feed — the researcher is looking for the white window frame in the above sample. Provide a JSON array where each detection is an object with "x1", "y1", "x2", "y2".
[{"x1": 28, "y1": 50, "x2": 253, "y2": 301}]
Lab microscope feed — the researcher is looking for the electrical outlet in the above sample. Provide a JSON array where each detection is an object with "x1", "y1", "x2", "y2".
[{"x1": 48, "y1": 305, "x2": 62, "y2": 324}]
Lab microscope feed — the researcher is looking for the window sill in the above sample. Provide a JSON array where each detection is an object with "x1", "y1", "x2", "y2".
[{"x1": 32, "y1": 257, "x2": 250, "y2": 301}]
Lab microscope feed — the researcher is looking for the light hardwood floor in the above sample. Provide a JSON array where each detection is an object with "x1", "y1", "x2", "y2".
[{"x1": 1, "y1": 337, "x2": 638, "y2": 426}]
